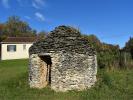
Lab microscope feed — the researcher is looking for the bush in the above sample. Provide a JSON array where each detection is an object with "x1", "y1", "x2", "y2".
[{"x1": 83, "y1": 34, "x2": 120, "y2": 70}]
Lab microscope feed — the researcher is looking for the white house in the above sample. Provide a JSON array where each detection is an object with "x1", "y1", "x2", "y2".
[{"x1": 0, "y1": 37, "x2": 36, "y2": 60}]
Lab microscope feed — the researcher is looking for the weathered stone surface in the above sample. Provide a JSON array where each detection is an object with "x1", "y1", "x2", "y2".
[
  {"x1": 29, "y1": 26, "x2": 97, "y2": 92},
  {"x1": 29, "y1": 54, "x2": 48, "y2": 88},
  {"x1": 29, "y1": 26, "x2": 96, "y2": 55}
]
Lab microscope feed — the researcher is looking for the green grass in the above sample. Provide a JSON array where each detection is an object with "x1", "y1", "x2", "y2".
[{"x1": 0, "y1": 59, "x2": 133, "y2": 100}]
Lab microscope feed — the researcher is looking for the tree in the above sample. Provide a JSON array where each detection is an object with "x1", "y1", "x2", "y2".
[
  {"x1": 0, "y1": 24, "x2": 2, "y2": 34},
  {"x1": 124, "y1": 37, "x2": 133, "y2": 59},
  {"x1": 0, "y1": 23, "x2": 7, "y2": 42},
  {"x1": 37, "y1": 31, "x2": 47, "y2": 40},
  {"x1": 83, "y1": 34, "x2": 120, "y2": 69},
  {"x1": 83, "y1": 34, "x2": 101, "y2": 52},
  {"x1": 3, "y1": 16, "x2": 36, "y2": 37}
]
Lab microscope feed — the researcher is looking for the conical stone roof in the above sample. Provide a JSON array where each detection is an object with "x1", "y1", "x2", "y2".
[{"x1": 29, "y1": 26, "x2": 96, "y2": 55}]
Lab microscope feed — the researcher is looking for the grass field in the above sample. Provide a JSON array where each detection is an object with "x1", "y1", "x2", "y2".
[{"x1": 0, "y1": 59, "x2": 133, "y2": 100}]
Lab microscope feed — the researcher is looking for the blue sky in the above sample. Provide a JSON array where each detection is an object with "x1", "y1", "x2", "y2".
[{"x1": 0, "y1": 0, "x2": 133, "y2": 47}]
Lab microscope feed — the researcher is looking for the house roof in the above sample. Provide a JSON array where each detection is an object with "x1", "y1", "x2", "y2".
[{"x1": 1, "y1": 37, "x2": 37, "y2": 43}]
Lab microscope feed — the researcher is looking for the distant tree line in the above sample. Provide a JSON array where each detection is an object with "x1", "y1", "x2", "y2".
[{"x1": 0, "y1": 16, "x2": 47, "y2": 42}]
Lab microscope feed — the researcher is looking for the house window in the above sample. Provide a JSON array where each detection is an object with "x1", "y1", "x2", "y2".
[
  {"x1": 23, "y1": 44, "x2": 26, "y2": 50},
  {"x1": 7, "y1": 45, "x2": 16, "y2": 52}
]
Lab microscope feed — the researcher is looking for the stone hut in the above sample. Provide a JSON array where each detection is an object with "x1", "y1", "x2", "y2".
[{"x1": 29, "y1": 26, "x2": 97, "y2": 92}]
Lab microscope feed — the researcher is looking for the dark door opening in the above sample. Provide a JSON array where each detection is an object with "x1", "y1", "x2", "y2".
[{"x1": 40, "y1": 55, "x2": 52, "y2": 85}]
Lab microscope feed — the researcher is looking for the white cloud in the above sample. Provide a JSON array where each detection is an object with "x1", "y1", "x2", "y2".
[
  {"x1": 32, "y1": 2, "x2": 40, "y2": 9},
  {"x1": 35, "y1": 12, "x2": 45, "y2": 21},
  {"x1": 32, "y1": 0, "x2": 45, "y2": 9},
  {"x1": 2, "y1": 0, "x2": 10, "y2": 8},
  {"x1": 24, "y1": 16, "x2": 31, "y2": 20},
  {"x1": 35, "y1": 0, "x2": 45, "y2": 5}
]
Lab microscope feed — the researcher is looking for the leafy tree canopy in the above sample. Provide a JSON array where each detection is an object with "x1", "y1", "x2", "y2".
[
  {"x1": 37, "y1": 31, "x2": 48, "y2": 40},
  {"x1": 83, "y1": 34, "x2": 120, "y2": 69},
  {"x1": 0, "y1": 16, "x2": 36, "y2": 38}
]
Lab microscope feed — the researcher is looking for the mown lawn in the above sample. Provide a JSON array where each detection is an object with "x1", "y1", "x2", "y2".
[{"x1": 0, "y1": 59, "x2": 133, "y2": 100}]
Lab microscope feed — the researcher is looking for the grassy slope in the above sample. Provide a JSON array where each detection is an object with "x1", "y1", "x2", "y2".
[{"x1": 0, "y1": 59, "x2": 133, "y2": 100}]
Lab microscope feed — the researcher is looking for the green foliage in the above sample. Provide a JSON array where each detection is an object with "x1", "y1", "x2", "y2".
[
  {"x1": 0, "y1": 24, "x2": 4, "y2": 34},
  {"x1": 0, "y1": 59, "x2": 133, "y2": 100},
  {"x1": 98, "y1": 43, "x2": 120, "y2": 69},
  {"x1": 124, "y1": 37, "x2": 133, "y2": 59},
  {"x1": 83, "y1": 34, "x2": 120, "y2": 69},
  {"x1": 0, "y1": 16, "x2": 36, "y2": 39},
  {"x1": 37, "y1": 31, "x2": 48, "y2": 40},
  {"x1": 119, "y1": 51, "x2": 133, "y2": 69},
  {"x1": 120, "y1": 37, "x2": 133, "y2": 68},
  {"x1": 98, "y1": 69, "x2": 113, "y2": 87},
  {"x1": 83, "y1": 34, "x2": 101, "y2": 51}
]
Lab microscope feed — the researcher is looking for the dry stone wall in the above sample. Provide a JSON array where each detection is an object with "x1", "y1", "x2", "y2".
[{"x1": 50, "y1": 52, "x2": 97, "y2": 92}]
